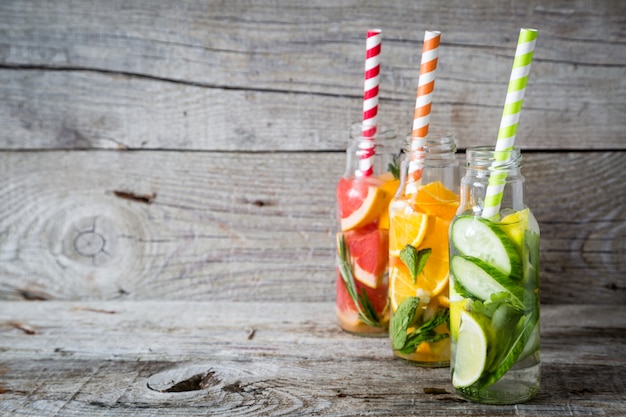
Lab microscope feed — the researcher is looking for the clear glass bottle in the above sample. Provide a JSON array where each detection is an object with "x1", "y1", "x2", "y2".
[
  {"x1": 449, "y1": 146, "x2": 540, "y2": 404},
  {"x1": 335, "y1": 123, "x2": 402, "y2": 336},
  {"x1": 388, "y1": 133, "x2": 459, "y2": 365}
]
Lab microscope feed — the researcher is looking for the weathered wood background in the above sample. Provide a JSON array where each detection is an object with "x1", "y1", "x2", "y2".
[
  {"x1": 1, "y1": 0, "x2": 624, "y2": 305},
  {"x1": 0, "y1": 1, "x2": 625, "y2": 416}
]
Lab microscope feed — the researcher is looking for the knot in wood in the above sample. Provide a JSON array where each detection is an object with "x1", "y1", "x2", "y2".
[
  {"x1": 73, "y1": 230, "x2": 106, "y2": 257},
  {"x1": 147, "y1": 366, "x2": 220, "y2": 394},
  {"x1": 62, "y1": 214, "x2": 119, "y2": 266}
]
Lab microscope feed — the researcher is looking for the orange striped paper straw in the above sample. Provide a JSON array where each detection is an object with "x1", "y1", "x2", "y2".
[
  {"x1": 357, "y1": 29, "x2": 382, "y2": 178},
  {"x1": 405, "y1": 30, "x2": 441, "y2": 195}
]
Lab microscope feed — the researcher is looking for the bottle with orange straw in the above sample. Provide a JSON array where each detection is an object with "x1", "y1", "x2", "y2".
[
  {"x1": 388, "y1": 30, "x2": 460, "y2": 365},
  {"x1": 335, "y1": 29, "x2": 403, "y2": 336}
]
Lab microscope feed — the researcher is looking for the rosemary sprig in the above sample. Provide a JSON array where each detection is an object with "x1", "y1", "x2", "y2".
[
  {"x1": 388, "y1": 151, "x2": 403, "y2": 180},
  {"x1": 337, "y1": 234, "x2": 384, "y2": 328}
]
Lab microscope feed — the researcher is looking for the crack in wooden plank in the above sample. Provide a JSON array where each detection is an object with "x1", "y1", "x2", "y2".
[{"x1": 113, "y1": 190, "x2": 156, "y2": 205}]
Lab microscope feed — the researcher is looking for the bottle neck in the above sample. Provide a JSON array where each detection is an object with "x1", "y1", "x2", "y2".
[
  {"x1": 465, "y1": 146, "x2": 522, "y2": 176},
  {"x1": 399, "y1": 133, "x2": 459, "y2": 195},
  {"x1": 344, "y1": 123, "x2": 400, "y2": 178},
  {"x1": 459, "y1": 146, "x2": 526, "y2": 216}
]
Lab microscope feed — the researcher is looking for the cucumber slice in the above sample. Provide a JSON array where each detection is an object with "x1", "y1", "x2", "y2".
[
  {"x1": 489, "y1": 303, "x2": 523, "y2": 368},
  {"x1": 450, "y1": 216, "x2": 522, "y2": 280},
  {"x1": 478, "y1": 311, "x2": 539, "y2": 389},
  {"x1": 450, "y1": 256, "x2": 524, "y2": 309},
  {"x1": 518, "y1": 319, "x2": 540, "y2": 363}
]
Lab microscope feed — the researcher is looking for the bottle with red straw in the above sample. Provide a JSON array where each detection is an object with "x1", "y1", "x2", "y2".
[
  {"x1": 387, "y1": 30, "x2": 460, "y2": 366},
  {"x1": 335, "y1": 29, "x2": 403, "y2": 336}
]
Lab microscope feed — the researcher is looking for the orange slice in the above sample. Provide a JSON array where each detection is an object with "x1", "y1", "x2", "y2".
[
  {"x1": 413, "y1": 181, "x2": 460, "y2": 221},
  {"x1": 389, "y1": 258, "x2": 449, "y2": 312},
  {"x1": 377, "y1": 173, "x2": 401, "y2": 230},
  {"x1": 388, "y1": 203, "x2": 430, "y2": 256},
  {"x1": 437, "y1": 294, "x2": 450, "y2": 308},
  {"x1": 432, "y1": 275, "x2": 449, "y2": 299},
  {"x1": 416, "y1": 342, "x2": 433, "y2": 355},
  {"x1": 420, "y1": 257, "x2": 450, "y2": 295},
  {"x1": 389, "y1": 262, "x2": 418, "y2": 312},
  {"x1": 419, "y1": 216, "x2": 451, "y2": 260}
]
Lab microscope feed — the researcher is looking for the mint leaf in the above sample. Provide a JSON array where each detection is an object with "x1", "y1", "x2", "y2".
[
  {"x1": 524, "y1": 230, "x2": 540, "y2": 267},
  {"x1": 400, "y1": 245, "x2": 432, "y2": 284},
  {"x1": 392, "y1": 304, "x2": 450, "y2": 354},
  {"x1": 420, "y1": 308, "x2": 450, "y2": 334},
  {"x1": 391, "y1": 297, "x2": 421, "y2": 350},
  {"x1": 397, "y1": 309, "x2": 450, "y2": 354},
  {"x1": 469, "y1": 291, "x2": 524, "y2": 318},
  {"x1": 400, "y1": 331, "x2": 448, "y2": 355},
  {"x1": 491, "y1": 302, "x2": 520, "y2": 332}
]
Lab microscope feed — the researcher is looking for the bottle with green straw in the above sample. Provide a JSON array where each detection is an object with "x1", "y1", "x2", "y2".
[{"x1": 448, "y1": 28, "x2": 541, "y2": 404}]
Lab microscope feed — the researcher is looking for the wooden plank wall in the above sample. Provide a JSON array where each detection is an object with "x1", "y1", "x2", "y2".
[{"x1": 0, "y1": 0, "x2": 624, "y2": 305}]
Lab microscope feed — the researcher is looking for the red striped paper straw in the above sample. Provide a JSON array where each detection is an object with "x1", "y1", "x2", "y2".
[
  {"x1": 357, "y1": 29, "x2": 382, "y2": 178},
  {"x1": 405, "y1": 30, "x2": 441, "y2": 195}
]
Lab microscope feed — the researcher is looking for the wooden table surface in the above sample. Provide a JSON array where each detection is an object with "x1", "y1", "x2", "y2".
[{"x1": 1, "y1": 301, "x2": 624, "y2": 416}]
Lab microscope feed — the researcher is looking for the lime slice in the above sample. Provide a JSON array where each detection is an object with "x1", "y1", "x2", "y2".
[
  {"x1": 448, "y1": 290, "x2": 467, "y2": 342},
  {"x1": 452, "y1": 311, "x2": 488, "y2": 388}
]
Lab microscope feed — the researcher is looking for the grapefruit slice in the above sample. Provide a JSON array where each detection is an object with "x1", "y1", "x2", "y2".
[
  {"x1": 337, "y1": 177, "x2": 387, "y2": 231},
  {"x1": 336, "y1": 267, "x2": 389, "y2": 315},
  {"x1": 341, "y1": 227, "x2": 388, "y2": 288}
]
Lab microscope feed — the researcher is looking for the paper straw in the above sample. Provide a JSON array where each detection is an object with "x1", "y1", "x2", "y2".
[
  {"x1": 482, "y1": 28, "x2": 538, "y2": 219},
  {"x1": 356, "y1": 29, "x2": 382, "y2": 178},
  {"x1": 405, "y1": 30, "x2": 441, "y2": 195}
]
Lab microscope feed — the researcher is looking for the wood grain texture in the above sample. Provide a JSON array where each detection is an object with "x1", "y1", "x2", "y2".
[
  {"x1": 1, "y1": 150, "x2": 624, "y2": 304},
  {"x1": 0, "y1": 150, "x2": 337, "y2": 302},
  {"x1": 0, "y1": 301, "x2": 624, "y2": 416},
  {"x1": 0, "y1": 0, "x2": 624, "y2": 150}
]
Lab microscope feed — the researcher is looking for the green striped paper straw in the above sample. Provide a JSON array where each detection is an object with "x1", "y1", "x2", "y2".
[{"x1": 482, "y1": 28, "x2": 538, "y2": 219}]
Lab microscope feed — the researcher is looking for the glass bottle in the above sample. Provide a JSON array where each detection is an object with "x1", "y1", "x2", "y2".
[
  {"x1": 449, "y1": 146, "x2": 540, "y2": 404},
  {"x1": 388, "y1": 133, "x2": 459, "y2": 365},
  {"x1": 335, "y1": 123, "x2": 402, "y2": 336}
]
